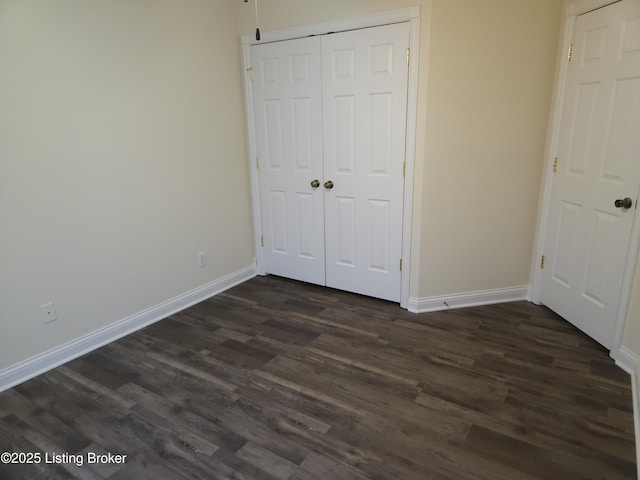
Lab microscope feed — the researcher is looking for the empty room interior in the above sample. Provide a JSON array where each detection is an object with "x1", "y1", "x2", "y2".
[{"x1": 1, "y1": 0, "x2": 639, "y2": 478}]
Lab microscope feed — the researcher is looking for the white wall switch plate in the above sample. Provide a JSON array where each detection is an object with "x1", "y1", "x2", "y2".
[{"x1": 197, "y1": 251, "x2": 207, "y2": 268}]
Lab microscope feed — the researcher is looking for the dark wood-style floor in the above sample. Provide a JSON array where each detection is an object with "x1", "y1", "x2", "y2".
[{"x1": 0, "y1": 276, "x2": 636, "y2": 479}]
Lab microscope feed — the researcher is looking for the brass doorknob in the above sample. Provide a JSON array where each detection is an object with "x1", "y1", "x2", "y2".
[
  {"x1": 310, "y1": 179, "x2": 320, "y2": 188},
  {"x1": 615, "y1": 197, "x2": 633, "y2": 209},
  {"x1": 324, "y1": 180, "x2": 334, "y2": 189}
]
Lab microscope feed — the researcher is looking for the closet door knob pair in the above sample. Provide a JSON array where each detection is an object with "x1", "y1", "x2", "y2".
[{"x1": 310, "y1": 180, "x2": 334, "y2": 189}]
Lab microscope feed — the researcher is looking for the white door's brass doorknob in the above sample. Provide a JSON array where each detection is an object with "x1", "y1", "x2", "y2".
[{"x1": 615, "y1": 197, "x2": 633, "y2": 209}]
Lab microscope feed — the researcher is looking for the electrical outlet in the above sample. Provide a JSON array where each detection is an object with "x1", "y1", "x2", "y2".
[
  {"x1": 197, "y1": 251, "x2": 207, "y2": 268},
  {"x1": 41, "y1": 302, "x2": 57, "y2": 324}
]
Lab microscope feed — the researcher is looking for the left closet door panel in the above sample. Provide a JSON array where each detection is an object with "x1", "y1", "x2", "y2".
[{"x1": 251, "y1": 37, "x2": 326, "y2": 285}]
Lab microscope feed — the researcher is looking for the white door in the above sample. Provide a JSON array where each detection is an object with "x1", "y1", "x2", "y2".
[
  {"x1": 541, "y1": 0, "x2": 640, "y2": 349},
  {"x1": 251, "y1": 37, "x2": 325, "y2": 285},
  {"x1": 251, "y1": 23, "x2": 410, "y2": 302},
  {"x1": 322, "y1": 23, "x2": 409, "y2": 302}
]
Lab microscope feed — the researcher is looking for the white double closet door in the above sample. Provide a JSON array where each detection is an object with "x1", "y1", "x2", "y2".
[{"x1": 251, "y1": 23, "x2": 409, "y2": 302}]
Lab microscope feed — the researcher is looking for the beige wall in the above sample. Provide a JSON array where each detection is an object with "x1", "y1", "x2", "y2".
[
  {"x1": 623, "y1": 253, "x2": 640, "y2": 356},
  {"x1": 420, "y1": 0, "x2": 561, "y2": 296},
  {"x1": 237, "y1": 0, "x2": 563, "y2": 298},
  {"x1": 0, "y1": 0, "x2": 254, "y2": 369}
]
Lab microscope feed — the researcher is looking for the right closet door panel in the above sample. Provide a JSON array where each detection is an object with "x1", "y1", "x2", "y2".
[{"x1": 322, "y1": 23, "x2": 409, "y2": 302}]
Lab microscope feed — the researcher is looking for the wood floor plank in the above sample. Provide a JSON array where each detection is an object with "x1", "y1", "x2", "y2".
[
  {"x1": 104, "y1": 450, "x2": 187, "y2": 480},
  {"x1": 236, "y1": 441, "x2": 299, "y2": 480},
  {"x1": 346, "y1": 414, "x2": 540, "y2": 480},
  {"x1": 0, "y1": 275, "x2": 635, "y2": 479},
  {"x1": 294, "y1": 452, "x2": 370, "y2": 480}
]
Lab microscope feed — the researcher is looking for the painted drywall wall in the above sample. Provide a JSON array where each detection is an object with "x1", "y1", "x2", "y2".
[
  {"x1": 420, "y1": 0, "x2": 561, "y2": 296},
  {"x1": 0, "y1": 0, "x2": 254, "y2": 370},
  {"x1": 237, "y1": 0, "x2": 563, "y2": 298},
  {"x1": 623, "y1": 252, "x2": 640, "y2": 357}
]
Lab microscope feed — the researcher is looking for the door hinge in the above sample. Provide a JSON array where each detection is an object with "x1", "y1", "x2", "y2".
[
  {"x1": 247, "y1": 66, "x2": 255, "y2": 81},
  {"x1": 567, "y1": 44, "x2": 573, "y2": 62},
  {"x1": 540, "y1": 255, "x2": 545, "y2": 269},
  {"x1": 260, "y1": 235, "x2": 264, "y2": 247},
  {"x1": 256, "y1": 156, "x2": 260, "y2": 169},
  {"x1": 406, "y1": 48, "x2": 410, "y2": 66},
  {"x1": 400, "y1": 259, "x2": 403, "y2": 271},
  {"x1": 553, "y1": 157, "x2": 558, "y2": 173}
]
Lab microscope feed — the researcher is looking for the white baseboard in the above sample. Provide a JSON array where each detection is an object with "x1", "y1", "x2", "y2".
[
  {"x1": 615, "y1": 346, "x2": 640, "y2": 477},
  {"x1": 615, "y1": 346, "x2": 640, "y2": 375},
  {"x1": 407, "y1": 285, "x2": 529, "y2": 313},
  {"x1": 634, "y1": 370, "x2": 640, "y2": 479},
  {"x1": 0, "y1": 264, "x2": 256, "y2": 393}
]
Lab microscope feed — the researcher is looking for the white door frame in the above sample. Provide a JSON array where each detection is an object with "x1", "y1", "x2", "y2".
[
  {"x1": 530, "y1": 0, "x2": 640, "y2": 359},
  {"x1": 240, "y1": 7, "x2": 422, "y2": 309}
]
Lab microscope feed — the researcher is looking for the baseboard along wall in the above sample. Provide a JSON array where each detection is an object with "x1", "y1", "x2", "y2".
[
  {"x1": 407, "y1": 285, "x2": 529, "y2": 314},
  {"x1": 0, "y1": 264, "x2": 256, "y2": 393},
  {"x1": 635, "y1": 370, "x2": 640, "y2": 479},
  {"x1": 616, "y1": 347, "x2": 640, "y2": 477}
]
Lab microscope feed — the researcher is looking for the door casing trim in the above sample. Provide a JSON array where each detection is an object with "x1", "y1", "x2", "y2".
[
  {"x1": 240, "y1": 7, "x2": 423, "y2": 309},
  {"x1": 530, "y1": 0, "x2": 640, "y2": 359}
]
